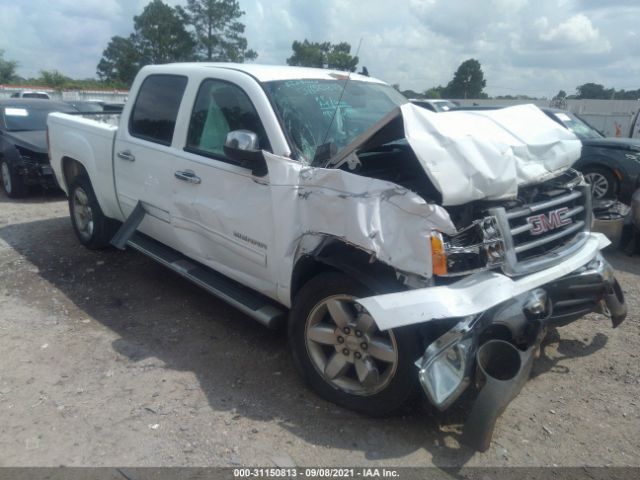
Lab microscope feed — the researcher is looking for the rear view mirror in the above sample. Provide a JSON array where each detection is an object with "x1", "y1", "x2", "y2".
[{"x1": 223, "y1": 130, "x2": 267, "y2": 176}]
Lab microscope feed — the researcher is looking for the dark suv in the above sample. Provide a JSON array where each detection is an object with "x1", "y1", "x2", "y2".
[{"x1": 543, "y1": 108, "x2": 640, "y2": 201}]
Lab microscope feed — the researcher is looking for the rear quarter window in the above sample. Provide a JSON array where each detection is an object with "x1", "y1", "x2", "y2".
[{"x1": 129, "y1": 74, "x2": 188, "y2": 145}]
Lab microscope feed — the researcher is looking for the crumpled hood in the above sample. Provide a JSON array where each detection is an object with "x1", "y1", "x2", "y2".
[
  {"x1": 403, "y1": 103, "x2": 582, "y2": 205},
  {"x1": 331, "y1": 103, "x2": 582, "y2": 206}
]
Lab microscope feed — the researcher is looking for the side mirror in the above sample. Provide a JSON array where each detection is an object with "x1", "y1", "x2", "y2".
[{"x1": 223, "y1": 130, "x2": 267, "y2": 176}]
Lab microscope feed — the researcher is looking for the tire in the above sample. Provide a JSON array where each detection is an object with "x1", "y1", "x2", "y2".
[
  {"x1": 1, "y1": 160, "x2": 27, "y2": 198},
  {"x1": 289, "y1": 271, "x2": 422, "y2": 417},
  {"x1": 68, "y1": 175, "x2": 117, "y2": 249},
  {"x1": 582, "y1": 166, "x2": 617, "y2": 199}
]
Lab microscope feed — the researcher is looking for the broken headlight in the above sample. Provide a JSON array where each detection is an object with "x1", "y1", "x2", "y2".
[
  {"x1": 431, "y1": 216, "x2": 505, "y2": 276},
  {"x1": 415, "y1": 319, "x2": 476, "y2": 410}
]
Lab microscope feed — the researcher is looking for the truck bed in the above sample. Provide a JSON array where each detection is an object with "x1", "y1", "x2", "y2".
[{"x1": 47, "y1": 112, "x2": 123, "y2": 221}]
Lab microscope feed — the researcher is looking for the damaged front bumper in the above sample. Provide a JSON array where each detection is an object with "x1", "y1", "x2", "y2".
[
  {"x1": 17, "y1": 161, "x2": 57, "y2": 188},
  {"x1": 423, "y1": 253, "x2": 625, "y2": 451},
  {"x1": 358, "y1": 232, "x2": 626, "y2": 451}
]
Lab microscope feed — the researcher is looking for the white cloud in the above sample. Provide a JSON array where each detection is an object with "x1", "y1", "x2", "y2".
[
  {"x1": 0, "y1": 0, "x2": 637, "y2": 98},
  {"x1": 535, "y1": 14, "x2": 609, "y2": 51}
]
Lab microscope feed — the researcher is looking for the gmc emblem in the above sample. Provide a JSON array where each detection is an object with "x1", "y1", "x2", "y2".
[{"x1": 526, "y1": 207, "x2": 572, "y2": 236}]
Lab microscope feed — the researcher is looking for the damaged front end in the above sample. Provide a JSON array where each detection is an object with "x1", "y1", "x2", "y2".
[
  {"x1": 266, "y1": 93, "x2": 626, "y2": 451},
  {"x1": 411, "y1": 254, "x2": 625, "y2": 451},
  {"x1": 350, "y1": 163, "x2": 627, "y2": 451}
]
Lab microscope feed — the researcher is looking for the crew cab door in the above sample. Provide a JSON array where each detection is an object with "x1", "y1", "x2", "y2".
[
  {"x1": 169, "y1": 74, "x2": 278, "y2": 297},
  {"x1": 113, "y1": 74, "x2": 188, "y2": 250}
]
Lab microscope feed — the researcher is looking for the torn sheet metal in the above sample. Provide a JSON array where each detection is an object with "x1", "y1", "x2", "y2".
[
  {"x1": 402, "y1": 103, "x2": 582, "y2": 205},
  {"x1": 264, "y1": 152, "x2": 456, "y2": 296},
  {"x1": 357, "y1": 232, "x2": 610, "y2": 331}
]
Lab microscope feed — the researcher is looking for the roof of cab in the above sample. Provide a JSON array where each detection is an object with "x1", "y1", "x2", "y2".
[{"x1": 148, "y1": 62, "x2": 386, "y2": 84}]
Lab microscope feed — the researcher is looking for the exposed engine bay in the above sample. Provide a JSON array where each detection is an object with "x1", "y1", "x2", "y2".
[{"x1": 338, "y1": 141, "x2": 442, "y2": 204}]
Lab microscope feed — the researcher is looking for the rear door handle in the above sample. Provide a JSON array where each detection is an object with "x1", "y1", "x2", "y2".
[
  {"x1": 174, "y1": 170, "x2": 201, "y2": 184},
  {"x1": 117, "y1": 150, "x2": 135, "y2": 162}
]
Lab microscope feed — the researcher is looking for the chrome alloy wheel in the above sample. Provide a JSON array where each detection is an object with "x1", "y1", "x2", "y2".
[
  {"x1": 304, "y1": 295, "x2": 399, "y2": 396},
  {"x1": 584, "y1": 172, "x2": 609, "y2": 199},
  {"x1": 72, "y1": 187, "x2": 94, "y2": 241},
  {"x1": 1, "y1": 162, "x2": 12, "y2": 195}
]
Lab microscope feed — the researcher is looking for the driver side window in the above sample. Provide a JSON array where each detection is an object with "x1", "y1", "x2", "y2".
[{"x1": 186, "y1": 79, "x2": 270, "y2": 160}]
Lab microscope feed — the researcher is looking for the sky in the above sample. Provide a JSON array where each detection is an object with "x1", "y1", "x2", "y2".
[{"x1": 1, "y1": 0, "x2": 639, "y2": 97}]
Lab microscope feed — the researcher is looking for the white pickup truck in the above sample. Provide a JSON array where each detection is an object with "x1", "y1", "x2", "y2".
[{"x1": 47, "y1": 63, "x2": 626, "y2": 450}]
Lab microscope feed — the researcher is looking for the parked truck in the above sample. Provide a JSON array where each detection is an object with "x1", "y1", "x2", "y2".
[{"x1": 47, "y1": 63, "x2": 627, "y2": 450}]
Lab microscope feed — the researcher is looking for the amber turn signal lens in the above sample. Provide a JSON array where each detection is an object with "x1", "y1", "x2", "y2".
[{"x1": 431, "y1": 233, "x2": 448, "y2": 276}]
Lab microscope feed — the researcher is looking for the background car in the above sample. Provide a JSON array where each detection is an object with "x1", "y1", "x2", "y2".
[
  {"x1": 410, "y1": 99, "x2": 459, "y2": 112},
  {"x1": 543, "y1": 108, "x2": 640, "y2": 201},
  {"x1": 0, "y1": 99, "x2": 77, "y2": 197},
  {"x1": 9, "y1": 90, "x2": 51, "y2": 100}
]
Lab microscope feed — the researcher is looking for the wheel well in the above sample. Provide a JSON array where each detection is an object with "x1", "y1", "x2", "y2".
[
  {"x1": 290, "y1": 239, "x2": 403, "y2": 303},
  {"x1": 62, "y1": 157, "x2": 88, "y2": 191},
  {"x1": 579, "y1": 163, "x2": 613, "y2": 173},
  {"x1": 290, "y1": 256, "x2": 336, "y2": 302}
]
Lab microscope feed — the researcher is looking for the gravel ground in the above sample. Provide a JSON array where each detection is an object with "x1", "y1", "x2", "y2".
[{"x1": 0, "y1": 188, "x2": 638, "y2": 468}]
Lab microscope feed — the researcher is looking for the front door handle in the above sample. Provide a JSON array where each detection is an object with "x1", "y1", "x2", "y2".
[
  {"x1": 117, "y1": 150, "x2": 135, "y2": 162},
  {"x1": 174, "y1": 170, "x2": 201, "y2": 184}
]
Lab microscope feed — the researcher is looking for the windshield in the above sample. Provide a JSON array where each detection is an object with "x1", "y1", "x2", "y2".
[
  {"x1": 2, "y1": 105, "x2": 74, "y2": 131},
  {"x1": 264, "y1": 79, "x2": 408, "y2": 162},
  {"x1": 551, "y1": 111, "x2": 603, "y2": 140}
]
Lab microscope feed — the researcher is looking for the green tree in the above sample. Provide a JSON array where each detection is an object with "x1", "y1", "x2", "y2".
[
  {"x1": 97, "y1": 1, "x2": 196, "y2": 86},
  {"x1": 97, "y1": 36, "x2": 140, "y2": 86},
  {"x1": 0, "y1": 49, "x2": 18, "y2": 84},
  {"x1": 133, "y1": 0, "x2": 195, "y2": 64},
  {"x1": 575, "y1": 82, "x2": 614, "y2": 99},
  {"x1": 179, "y1": 0, "x2": 257, "y2": 62},
  {"x1": 423, "y1": 86, "x2": 445, "y2": 99},
  {"x1": 614, "y1": 89, "x2": 640, "y2": 100},
  {"x1": 443, "y1": 59, "x2": 486, "y2": 99},
  {"x1": 401, "y1": 89, "x2": 424, "y2": 99},
  {"x1": 550, "y1": 89, "x2": 567, "y2": 108},
  {"x1": 286, "y1": 40, "x2": 359, "y2": 72},
  {"x1": 325, "y1": 42, "x2": 358, "y2": 71},
  {"x1": 39, "y1": 70, "x2": 70, "y2": 90}
]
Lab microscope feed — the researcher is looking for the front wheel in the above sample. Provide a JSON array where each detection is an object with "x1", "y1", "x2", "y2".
[
  {"x1": 1, "y1": 160, "x2": 27, "y2": 198},
  {"x1": 68, "y1": 176, "x2": 117, "y2": 249},
  {"x1": 289, "y1": 272, "x2": 422, "y2": 416}
]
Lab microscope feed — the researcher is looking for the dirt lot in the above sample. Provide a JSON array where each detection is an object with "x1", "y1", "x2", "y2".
[{"x1": 0, "y1": 188, "x2": 639, "y2": 468}]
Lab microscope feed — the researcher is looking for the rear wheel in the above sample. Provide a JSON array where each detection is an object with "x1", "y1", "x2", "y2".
[
  {"x1": 582, "y1": 167, "x2": 617, "y2": 199},
  {"x1": 289, "y1": 272, "x2": 422, "y2": 416},
  {"x1": 1, "y1": 160, "x2": 27, "y2": 198},
  {"x1": 69, "y1": 176, "x2": 117, "y2": 249}
]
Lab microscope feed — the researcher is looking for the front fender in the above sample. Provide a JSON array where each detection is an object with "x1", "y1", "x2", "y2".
[{"x1": 263, "y1": 152, "x2": 457, "y2": 306}]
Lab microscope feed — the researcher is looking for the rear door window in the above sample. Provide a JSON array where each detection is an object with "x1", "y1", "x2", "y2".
[{"x1": 129, "y1": 74, "x2": 188, "y2": 145}]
